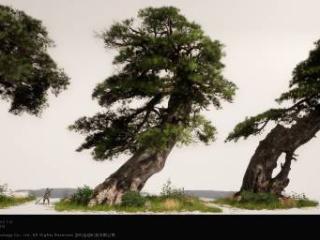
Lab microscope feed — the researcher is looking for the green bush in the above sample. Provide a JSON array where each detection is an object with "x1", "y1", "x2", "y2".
[
  {"x1": 240, "y1": 191, "x2": 279, "y2": 204},
  {"x1": 121, "y1": 191, "x2": 146, "y2": 207},
  {"x1": 70, "y1": 185, "x2": 93, "y2": 205}
]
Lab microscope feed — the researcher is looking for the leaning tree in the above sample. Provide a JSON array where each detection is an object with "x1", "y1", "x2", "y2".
[
  {"x1": 70, "y1": 7, "x2": 236, "y2": 205},
  {"x1": 0, "y1": 5, "x2": 69, "y2": 115},
  {"x1": 227, "y1": 40, "x2": 320, "y2": 196}
]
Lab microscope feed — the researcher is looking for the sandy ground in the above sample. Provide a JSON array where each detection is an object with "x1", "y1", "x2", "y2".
[{"x1": 0, "y1": 198, "x2": 320, "y2": 215}]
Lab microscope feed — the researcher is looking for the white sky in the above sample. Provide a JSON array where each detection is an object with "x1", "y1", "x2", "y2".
[{"x1": 0, "y1": 0, "x2": 319, "y2": 198}]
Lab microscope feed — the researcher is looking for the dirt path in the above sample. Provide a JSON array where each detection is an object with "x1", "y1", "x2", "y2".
[{"x1": 0, "y1": 198, "x2": 64, "y2": 215}]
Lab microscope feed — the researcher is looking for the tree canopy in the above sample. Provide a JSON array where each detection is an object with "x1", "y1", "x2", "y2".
[
  {"x1": 0, "y1": 5, "x2": 69, "y2": 115},
  {"x1": 227, "y1": 40, "x2": 320, "y2": 142},
  {"x1": 70, "y1": 7, "x2": 236, "y2": 160}
]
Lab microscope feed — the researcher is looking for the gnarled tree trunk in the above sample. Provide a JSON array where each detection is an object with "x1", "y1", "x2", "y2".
[
  {"x1": 240, "y1": 108, "x2": 320, "y2": 196},
  {"x1": 89, "y1": 95, "x2": 191, "y2": 206},
  {"x1": 88, "y1": 142, "x2": 175, "y2": 206}
]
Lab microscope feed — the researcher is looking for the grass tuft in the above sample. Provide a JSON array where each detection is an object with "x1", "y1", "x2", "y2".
[{"x1": 214, "y1": 191, "x2": 318, "y2": 210}]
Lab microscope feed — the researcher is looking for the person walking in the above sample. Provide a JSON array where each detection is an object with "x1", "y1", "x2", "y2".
[{"x1": 42, "y1": 188, "x2": 52, "y2": 205}]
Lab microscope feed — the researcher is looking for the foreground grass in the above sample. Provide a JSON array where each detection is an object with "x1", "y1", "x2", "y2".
[
  {"x1": 214, "y1": 191, "x2": 318, "y2": 210},
  {"x1": 0, "y1": 195, "x2": 36, "y2": 209},
  {"x1": 55, "y1": 195, "x2": 222, "y2": 213}
]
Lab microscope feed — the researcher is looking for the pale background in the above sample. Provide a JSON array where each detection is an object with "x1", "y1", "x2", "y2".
[{"x1": 0, "y1": 0, "x2": 319, "y2": 199}]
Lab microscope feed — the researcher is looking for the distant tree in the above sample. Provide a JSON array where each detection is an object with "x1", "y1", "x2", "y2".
[
  {"x1": 0, "y1": 5, "x2": 69, "y2": 115},
  {"x1": 70, "y1": 7, "x2": 236, "y2": 205},
  {"x1": 227, "y1": 40, "x2": 320, "y2": 195}
]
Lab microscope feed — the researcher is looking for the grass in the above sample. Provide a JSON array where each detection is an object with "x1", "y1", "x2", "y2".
[
  {"x1": 55, "y1": 195, "x2": 222, "y2": 213},
  {"x1": 56, "y1": 182, "x2": 222, "y2": 213},
  {"x1": 214, "y1": 191, "x2": 318, "y2": 210},
  {"x1": 0, "y1": 194, "x2": 36, "y2": 209}
]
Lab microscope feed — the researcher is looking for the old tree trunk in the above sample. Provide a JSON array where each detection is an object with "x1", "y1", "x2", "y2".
[
  {"x1": 240, "y1": 109, "x2": 320, "y2": 196},
  {"x1": 88, "y1": 144, "x2": 175, "y2": 206},
  {"x1": 89, "y1": 97, "x2": 191, "y2": 206}
]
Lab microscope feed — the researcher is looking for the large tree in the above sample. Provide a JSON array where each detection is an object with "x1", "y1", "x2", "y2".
[
  {"x1": 0, "y1": 5, "x2": 69, "y2": 115},
  {"x1": 70, "y1": 7, "x2": 236, "y2": 205},
  {"x1": 227, "y1": 40, "x2": 320, "y2": 196}
]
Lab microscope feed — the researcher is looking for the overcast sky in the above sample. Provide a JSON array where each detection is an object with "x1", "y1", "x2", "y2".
[{"x1": 0, "y1": 0, "x2": 319, "y2": 198}]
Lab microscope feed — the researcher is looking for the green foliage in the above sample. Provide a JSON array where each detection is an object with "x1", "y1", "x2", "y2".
[
  {"x1": 214, "y1": 191, "x2": 318, "y2": 210},
  {"x1": 277, "y1": 40, "x2": 320, "y2": 105},
  {"x1": 185, "y1": 114, "x2": 217, "y2": 145},
  {"x1": 228, "y1": 39, "x2": 320, "y2": 142},
  {"x1": 121, "y1": 191, "x2": 146, "y2": 207},
  {"x1": 226, "y1": 108, "x2": 285, "y2": 141},
  {"x1": 70, "y1": 185, "x2": 93, "y2": 205},
  {"x1": 70, "y1": 6, "x2": 236, "y2": 160},
  {"x1": 239, "y1": 191, "x2": 279, "y2": 204},
  {"x1": 288, "y1": 192, "x2": 318, "y2": 207},
  {"x1": 0, "y1": 5, "x2": 69, "y2": 115},
  {"x1": 136, "y1": 123, "x2": 195, "y2": 151}
]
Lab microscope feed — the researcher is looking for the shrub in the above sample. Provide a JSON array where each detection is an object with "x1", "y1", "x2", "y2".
[
  {"x1": 121, "y1": 191, "x2": 146, "y2": 207},
  {"x1": 160, "y1": 179, "x2": 185, "y2": 199},
  {"x1": 70, "y1": 185, "x2": 93, "y2": 205},
  {"x1": 288, "y1": 192, "x2": 307, "y2": 200},
  {"x1": 240, "y1": 191, "x2": 279, "y2": 204}
]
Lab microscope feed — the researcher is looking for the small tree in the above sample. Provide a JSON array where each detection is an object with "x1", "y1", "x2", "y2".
[
  {"x1": 227, "y1": 40, "x2": 320, "y2": 195},
  {"x1": 70, "y1": 7, "x2": 236, "y2": 205},
  {"x1": 0, "y1": 5, "x2": 69, "y2": 115}
]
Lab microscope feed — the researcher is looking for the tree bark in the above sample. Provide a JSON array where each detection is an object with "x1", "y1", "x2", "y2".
[
  {"x1": 240, "y1": 108, "x2": 320, "y2": 196},
  {"x1": 88, "y1": 142, "x2": 175, "y2": 206}
]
